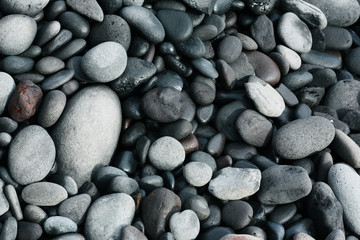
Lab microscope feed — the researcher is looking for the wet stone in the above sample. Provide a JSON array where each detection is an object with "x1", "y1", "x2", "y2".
[
  {"x1": 250, "y1": 14, "x2": 276, "y2": 53},
  {"x1": 58, "y1": 11, "x2": 90, "y2": 38},
  {"x1": 217, "y1": 35, "x2": 242, "y2": 64}
]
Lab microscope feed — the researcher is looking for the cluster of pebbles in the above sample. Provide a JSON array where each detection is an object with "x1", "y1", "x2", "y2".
[{"x1": 1, "y1": 0, "x2": 360, "y2": 239}]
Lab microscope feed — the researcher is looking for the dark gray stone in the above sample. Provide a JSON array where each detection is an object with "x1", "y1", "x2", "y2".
[
  {"x1": 217, "y1": 35, "x2": 242, "y2": 63},
  {"x1": 272, "y1": 116, "x2": 335, "y2": 159},
  {"x1": 250, "y1": 14, "x2": 276, "y2": 53},
  {"x1": 281, "y1": 71, "x2": 313, "y2": 91},
  {"x1": 301, "y1": 50, "x2": 342, "y2": 69},
  {"x1": 36, "y1": 56, "x2": 65, "y2": 75},
  {"x1": 42, "y1": 29, "x2": 73, "y2": 56},
  {"x1": 52, "y1": 38, "x2": 87, "y2": 60},
  {"x1": 269, "y1": 203, "x2": 297, "y2": 225},
  {"x1": 34, "y1": 20, "x2": 61, "y2": 46},
  {"x1": 221, "y1": 200, "x2": 253, "y2": 230},
  {"x1": 257, "y1": 165, "x2": 312, "y2": 204},
  {"x1": 324, "y1": 26, "x2": 353, "y2": 50},
  {"x1": 41, "y1": 69, "x2": 74, "y2": 91},
  {"x1": 175, "y1": 35, "x2": 206, "y2": 59},
  {"x1": 58, "y1": 11, "x2": 90, "y2": 38},
  {"x1": 1, "y1": 56, "x2": 34, "y2": 75}
]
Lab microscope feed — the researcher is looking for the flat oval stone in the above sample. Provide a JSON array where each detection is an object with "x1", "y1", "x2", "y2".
[
  {"x1": 44, "y1": 216, "x2": 77, "y2": 235},
  {"x1": 282, "y1": 0, "x2": 327, "y2": 30},
  {"x1": 191, "y1": 58, "x2": 219, "y2": 79},
  {"x1": 331, "y1": 129, "x2": 360, "y2": 168},
  {"x1": 21, "y1": 182, "x2": 68, "y2": 206},
  {"x1": 217, "y1": 35, "x2": 242, "y2": 64},
  {"x1": 324, "y1": 26, "x2": 352, "y2": 50},
  {"x1": 222, "y1": 200, "x2": 253, "y2": 230},
  {"x1": 157, "y1": 9, "x2": 193, "y2": 43},
  {"x1": 301, "y1": 50, "x2": 341, "y2": 69},
  {"x1": 36, "y1": 56, "x2": 65, "y2": 75},
  {"x1": 120, "y1": 6, "x2": 165, "y2": 44},
  {"x1": 141, "y1": 87, "x2": 185, "y2": 123},
  {"x1": 304, "y1": 0, "x2": 360, "y2": 27},
  {"x1": 34, "y1": 20, "x2": 61, "y2": 46},
  {"x1": 0, "y1": 14, "x2": 37, "y2": 55},
  {"x1": 41, "y1": 69, "x2": 75, "y2": 91},
  {"x1": 81, "y1": 41, "x2": 127, "y2": 83},
  {"x1": 8, "y1": 125, "x2": 55, "y2": 185},
  {"x1": 148, "y1": 136, "x2": 185, "y2": 171},
  {"x1": 51, "y1": 85, "x2": 122, "y2": 186},
  {"x1": 236, "y1": 109, "x2": 273, "y2": 147},
  {"x1": 52, "y1": 38, "x2": 87, "y2": 61},
  {"x1": 58, "y1": 11, "x2": 90, "y2": 38},
  {"x1": 257, "y1": 165, "x2": 312, "y2": 204},
  {"x1": 328, "y1": 163, "x2": 360, "y2": 235},
  {"x1": 246, "y1": 51, "x2": 280, "y2": 85},
  {"x1": 281, "y1": 71, "x2": 313, "y2": 91},
  {"x1": 208, "y1": 167, "x2": 261, "y2": 200},
  {"x1": 245, "y1": 77, "x2": 285, "y2": 117},
  {"x1": 142, "y1": 188, "x2": 181, "y2": 239},
  {"x1": 273, "y1": 116, "x2": 335, "y2": 159},
  {"x1": 0, "y1": 72, "x2": 15, "y2": 116},
  {"x1": 0, "y1": 0, "x2": 49, "y2": 16},
  {"x1": 1, "y1": 56, "x2": 34, "y2": 75},
  {"x1": 66, "y1": 0, "x2": 104, "y2": 22},
  {"x1": 175, "y1": 35, "x2": 206, "y2": 59},
  {"x1": 42, "y1": 29, "x2": 73, "y2": 56},
  {"x1": 85, "y1": 193, "x2": 135, "y2": 240},
  {"x1": 88, "y1": 14, "x2": 131, "y2": 50},
  {"x1": 278, "y1": 12, "x2": 312, "y2": 53},
  {"x1": 38, "y1": 90, "x2": 66, "y2": 128}
]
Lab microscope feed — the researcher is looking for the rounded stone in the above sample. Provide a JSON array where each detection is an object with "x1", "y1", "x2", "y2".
[
  {"x1": 58, "y1": 194, "x2": 92, "y2": 225},
  {"x1": 148, "y1": 136, "x2": 185, "y2": 171},
  {"x1": 44, "y1": 216, "x2": 77, "y2": 235},
  {"x1": 208, "y1": 167, "x2": 261, "y2": 200},
  {"x1": 222, "y1": 200, "x2": 253, "y2": 230},
  {"x1": 66, "y1": 0, "x2": 104, "y2": 22},
  {"x1": 58, "y1": 11, "x2": 90, "y2": 38},
  {"x1": 236, "y1": 109, "x2": 273, "y2": 147},
  {"x1": 169, "y1": 210, "x2": 200, "y2": 240},
  {"x1": 85, "y1": 193, "x2": 135, "y2": 240},
  {"x1": 0, "y1": 72, "x2": 15, "y2": 116},
  {"x1": 278, "y1": 12, "x2": 312, "y2": 53},
  {"x1": 217, "y1": 35, "x2": 242, "y2": 64},
  {"x1": 0, "y1": 14, "x2": 37, "y2": 55},
  {"x1": 257, "y1": 165, "x2": 312, "y2": 204},
  {"x1": 81, "y1": 41, "x2": 127, "y2": 83},
  {"x1": 183, "y1": 162, "x2": 213, "y2": 187},
  {"x1": 21, "y1": 182, "x2": 68, "y2": 206},
  {"x1": 141, "y1": 87, "x2": 185, "y2": 123},
  {"x1": 36, "y1": 56, "x2": 65, "y2": 75},
  {"x1": 120, "y1": 6, "x2": 165, "y2": 44},
  {"x1": 331, "y1": 129, "x2": 360, "y2": 169},
  {"x1": 328, "y1": 163, "x2": 360, "y2": 235},
  {"x1": 0, "y1": 0, "x2": 49, "y2": 16},
  {"x1": 51, "y1": 85, "x2": 122, "y2": 186},
  {"x1": 272, "y1": 116, "x2": 336, "y2": 159},
  {"x1": 1, "y1": 56, "x2": 34, "y2": 75},
  {"x1": 109, "y1": 176, "x2": 139, "y2": 195},
  {"x1": 38, "y1": 90, "x2": 67, "y2": 128},
  {"x1": 8, "y1": 125, "x2": 55, "y2": 185}
]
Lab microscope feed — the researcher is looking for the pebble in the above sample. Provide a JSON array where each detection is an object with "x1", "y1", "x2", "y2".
[
  {"x1": 41, "y1": 69, "x2": 74, "y2": 91},
  {"x1": 345, "y1": 47, "x2": 360, "y2": 76},
  {"x1": 7, "y1": 80, "x2": 43, "y2": 122},
  {"x1": 308, "y1": 68, "x2": 337, "y2": 88},
  {"x1": 58, "y1": 11, "x2": 90, "y2": 38},
  {"x1": 306, "y1": 182, "x2": 344, "y2": 239},
  {"x1": 66, "y1": 0, "x2": 104, "y2": 22},
  {"x1": 281, "y1": 0, "x2": 327, "y2": 30},
  {"x1": 222, "y1": 200, "x2": 253, "y2": 230},
  {"x1": 190, "y1": 151, "x2": 217, "y2": 172},
  {"x1": 269, "y1": 203, "x2": 297, "y2": 225},
  {"x1": 278, "y1": 12, "x2": 312, "y2": 53},
  {"x1": 175, "y1": 35, "x2": 206, "y2": 59},
  {"x1": 121, "y1": 225, "x2": 148, "y2": 240},
  {"x1": 257, "y1": 165, "x2": 312, "y2": 204},
  {"x1": 189, "y1": 81, "x2": 215, "y2": 106},
  {"x1": 141, "y1": 87, "x2": 185, "y2": 123},
  {"x1": 301, "y1": 50, "x2": 342, "y2": 69},
  {"x1": 191, "y1": 58, "x2": 219, "y2": 79},
  {"x1": 325, "y1": 230, "x2": 345, "y2": 240},
  {"x1": 148, "y1": 136, "x2": 185, "y2": 171},
  {"x1": 276, "y1": 45, "x2": 302, "y2": 70},
  {"x1": 120, "y1": 6, "x2": 165, "y2": 44},
  {"x1": 183, "y1": 195, "x2": 210, "y2": 220},
  {"x1": 324, "y1": 26, "x2": 353, "y2": 50},
  {"x1": 142, "y1": 188, "x2": 181, "y2": 239},
  {"x1": 269, "y1": 52, "x2": 290, "y2": 76},
  {"x1": 36, "y1": 56, "x2": 65, "y2": 75},
  {"x1": 38, "y1": 90, "x2": 66, "y2": 128},
  {"x1": 250, "y1": 14, "x2": 276, "y2": 53},
  {"x1": 236, "y1": 109, "x2": 273, "y2": 147},
  {"x1": 8, "y1": 125, "x2": 55, "y2": 185},
  {"x1": 246, "y1": 51, "x2": 281, "y2": 85},
  {"x1": 17, "y1": 221, "x2": 43, "y2": 240},
  {"x1": 88, "y1": 14, "x2": 131, "y2": 50},
  {"x1": 42, "y1": 29, "x2": 73, "y2": 56},
  {"x1": 85, "y1": 193, "x2": 135, "y2": 240},
  {"x1": 21, "y1": 182, "x2": 68, "y2": 206},
  {"x1": 51, "y1": 85, "x2": 121, "y2": 186},
  {"x1": 160, "y1": 119, "x2": 192, "y2": 140},
  {"x1": 193, "y1": 24, "x2": 218, "y2": 41},
  {"x1": 111, "y1": 57, "x2": 157, "y2": 97},
  {"x1": 0, "y1": 180, "x2": 9, "y2": 216},
  {"x1": 0, "y1": 14, "x2": 37, "y2": 55},
  {"x1": 331, "y1": 129, "x2": 360, "y2": 168},
  {"x1": 0, "y1": 216, "x2": 17, "y2": 240},
  {"x1": 281, "y1": 71, "x2": 313, "y2": 91},
  {"x1": 272, "y1": 116, "x2": 335, "y2": 159},
  {"x1": 0, "y1": 72, "x2": 15, "y2": 116},
  {"x1": 275, "y1": 83, "x2": 299, "y2": 107},
  {"x1": 44, "y1": 216, "x2": 77, "y2": 235},
  {"x1": 81, "y1": 42, "x2": 127, "y2": 83},
  {"x1": 217, "y1": 35, "x2": 242, "y2": 63},
  {"x1": 169, "y1": 210, "x2": 200, "y2": 240},
  {"x1": 208, "y1": 167, "x2": 261, "y2": 200},
  {"x1": 23, "y1": 205, "x2": 47, "y2": 224},
  {"x1": 245, "y1": 77, "x2": 285, "y2": 117},
  {"x1": 109, "y1": 176, "x2": 139, "y2": 195},
  {"x1": 1, "y1": 56, "x2": 34, "y2": 75},
  {"x1": 183, "y1": 162, "x2": 212, "y2": 187},
  {"x1": 157, "y1": 9, "x2": 193, "y2": 43},
  {"x1": 58, "y1": 194, "x2": 91, "y2": 225},
  {"x1": 51, "y1": 233, "x2": 86, "y2": 240},
  {"x1": 304, "y1": 0, "x2": 360, "y2": 27}
]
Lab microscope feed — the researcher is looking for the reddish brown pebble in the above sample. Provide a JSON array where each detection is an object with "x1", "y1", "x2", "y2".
[
  {"x1": 180, "y1": 134, "x2": 199, "y2": 154},
  {"x1": 245, "y1": 51, "x2": 281, "y2": 86},
  {"x1": 8, "y1": 80, "x2": 43, "y2": 122}
]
